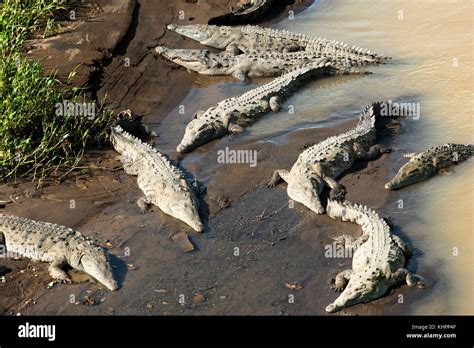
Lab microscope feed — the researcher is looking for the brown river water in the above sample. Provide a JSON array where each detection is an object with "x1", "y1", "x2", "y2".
[
  {"x1": 155, "y1": 0, "x2": 473, "y2": 314},
  {"x1": 274, "y1": 0, "x2": 474, "y2": 315}
]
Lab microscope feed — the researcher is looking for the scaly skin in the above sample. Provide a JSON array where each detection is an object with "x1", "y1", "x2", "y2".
[
  {"x1": 208, "y1": 0, "x2": 275, "y2": 25},
  {"x1": 166, "y1": 24, "x2": 387, "y2": 63},
  {"x1": 176, "y1": 60, "x2": 364, "y2": 153},
  {"x1": 0, "y1": 214, "x2": 118, "y2": 290},
  {"x1": 111, "y1": 125, "x2": 204, "y2": 232},
  {"x1": 268, "y1": 102, "x2": 390, "y2": 214},
  {"x1": 325, "y1": 198, "x2": 424, "y2": 312},
  {"x1": 385, "y1": 143, "x2": 474, "y2": 189},
  {"x1": 155, "y1": 46, "x2": 368, "y2": 81}
]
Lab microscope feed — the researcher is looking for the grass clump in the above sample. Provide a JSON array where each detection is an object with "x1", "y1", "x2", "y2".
[{"x1": 0, "y1": 0, "x2": 114, "y2": 182}]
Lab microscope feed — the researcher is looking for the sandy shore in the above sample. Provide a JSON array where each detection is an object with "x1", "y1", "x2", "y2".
[{"x1": 0, "y1": 0, "x2": 429, "y2": 315}]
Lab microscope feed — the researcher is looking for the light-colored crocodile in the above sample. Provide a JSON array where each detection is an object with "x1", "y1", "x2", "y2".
[
  {"x1": 166, "y1": 24, "x2": 386, "y2": 63},
  {"x1": 385, "y1": 143, "x2": 473, "y2": 190},
  {"x1": 325, "y1": 198, "x2": 425, "y2": 312},
  {"x1": 176, "y1": 59, "x2": 363, "y2": 153},
  {"x1": 0, "y1": 214, "x2": 118, "y2": 290},
  {"x1": 111, "y1": 125, "x2": 204, "y2": 232},
  {"x1": 268, "y1": 102, "x2": 390, "y2": 214},
  {"x1": 155, "y1": 46, "x2": 367, "y2": 81}
]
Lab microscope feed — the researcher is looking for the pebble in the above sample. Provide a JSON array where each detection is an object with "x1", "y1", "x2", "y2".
[
  {"x1": 171, "y1": 232, "x2": 195, "y2": 252},
  {"x1": 193, "y1": 293, "x2": 206, "y2": 303}
]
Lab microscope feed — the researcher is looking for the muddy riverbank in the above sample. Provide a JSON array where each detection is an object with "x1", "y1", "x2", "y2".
[{"x1": 0, "y1": 0, "x2": 434, "y2": 315}]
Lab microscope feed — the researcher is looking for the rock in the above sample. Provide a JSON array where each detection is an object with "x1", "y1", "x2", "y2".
[
  {"x1": 193, "y1": 293, "x2": 205, "y2": 303},
  {"x1": 171, "y1": 232, "x2": 195, "y2": 252},
  {"x1": 284, "y1": 282, "x2": 302, "y2": 290}
]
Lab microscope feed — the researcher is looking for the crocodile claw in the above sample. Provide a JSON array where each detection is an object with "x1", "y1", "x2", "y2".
[
  {"x1": 329, "y1": 185, "x2": 347, "y2": 202},
  {"x1": 329, "y1": 279, "x2": 344, "y2": 292}
]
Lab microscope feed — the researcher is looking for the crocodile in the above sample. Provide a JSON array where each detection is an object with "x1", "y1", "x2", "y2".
[
  {"x1": 176, "y1": 59, "x2": 364, "y2": 153},
  {"x1": 0, "y1": 214, "x2": 118, "y2": 290},
  {"x1": 111, "y1": 125, "x2": 204, "y2": 232},
  {"x1": 208, "y1": 0, "x2": 277, "y2": 26},
  {"x1": 268, "y1": 102, "x2": 390, "y2": 214},
  {"x1": 155, "y1": 46, "x2": 368, "y2": 81},
  {"x1": 385, "y1": 143, "x2": 474, "y2": 190},
  {"x1": 324, "y1": 198, "x2": 425, "y2": 312},
  {"x1": 166, "y1": 24, "x2": 386, "y2": 63}
]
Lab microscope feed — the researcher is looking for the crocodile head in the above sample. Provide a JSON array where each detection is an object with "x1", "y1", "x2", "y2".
[
  {"x1": 159, "y1": 188, "x2": 203, "y2": 232},
  {"x1": 326, "y1": 270, "x2": 387, "y2": 312},
  {"x1": 177, "y1": 111, "x2": 227, "y2": 153},
  {"x1": 385, "y1": 160, "x2": 434, "y2": 190},
  {"x1": 69, "y1": 244, "x2": 118, "y2": 291},
  {"x1": 155, "y1": 46, "x2": 226, "y2": 73},
  {"x1": 167, "y1": 24, "x2": 215, "y2": 44},
  {"x1": 287, "y1": 175, "x2": 325, "y2": 214}
]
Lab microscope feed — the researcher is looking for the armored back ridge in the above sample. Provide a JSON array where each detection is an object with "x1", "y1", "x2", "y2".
[
  {"x1": 176, "y1": 60, "x2": 356, "y2": 153},
  {"x1": 325, "y1": 199, "x2": 424, "y2": 312},
  {"x1": 167, "y1": 24, "x2": 387, "y2": 63},
  {"x1": 268, "y1": 102, "x2": 390, "y2": 214},
  {"x1": 0, "y1": 214, "x2": 118, "y2": 290},
  {"x1": 155, "y1": 46, "x2": 369, "y2": 81},
  {"x1": 111, "y1": 125, "x2": 204, "y2": 232},
  {"x1": 385, "y1": 143, "x2": 474, "y2": 189}
]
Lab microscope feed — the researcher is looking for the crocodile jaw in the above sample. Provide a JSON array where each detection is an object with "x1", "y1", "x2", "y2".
[
  {"x1": 287, "y1": 177, "x2": 325, "y2": 214},
  {"x1": 155, "y1": 46, "x2": 213, "y2": 73},
  {"x1": 177, "y1": 116, "x2": 225, "y2": 153},
  {"x1": 159, "y1": 193, "x2": 203, "y2": 232},
  {"x1": 385, "y1": 161, "x2": 432, "y2": 190},
  {"x1": 79, "y1": 250, "x2": 118, "y2": 291},
  {"x1": 326, "y1": 276, "x2": 383, "y2": 312},
  {"x1": 167, "y1": 24, "x2": 212, "y2": 43}
]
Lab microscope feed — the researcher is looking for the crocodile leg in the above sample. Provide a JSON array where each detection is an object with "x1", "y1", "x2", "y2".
[
  {"x1": 392, "y1": 235, "x2": 412, "y2": 257},
  {"x1": 267, "y1": 169, "x2": 290, "y2": 187},
  {"x1": 231, "y1": 70, "x2": 247, "y2": 81},
  {"x1": 269, "y1": 96, "x2": 282, "y2": 112},
  {"x1": 312, "y1": 162, "x2": 346, "y2": 198},
  {"x1": 48, "y1": 257, "x2": 72, "y2": 283},
  {"x1": 333, "y1": 234, "x2": 368, "y2": 253},
  {"x1": 119, "y1": 155, "x2": 140, "y2": 175},
  {"x1": 225, "y1": 43, "x2": 243, "y2": 55},
  {"x1": 228, "y1": 123, "x2": 245, "y2": 133},
  {"x1": 330, "y1": 269, "x2": 353, "y2": 292},
  {"x1": 391, "y1": 268, "x2": 425, "y2": 288},
  {"x1": 137, "y1": 196, "x2": 152, "y2": 214},
  {"x1": 353, "y1": 142, "x2": 391, "y2": 160}
]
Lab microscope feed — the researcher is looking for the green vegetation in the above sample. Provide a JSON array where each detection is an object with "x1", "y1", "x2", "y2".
[{"x1": 0, "y1": 0, "x2": 114, "y2": 182}]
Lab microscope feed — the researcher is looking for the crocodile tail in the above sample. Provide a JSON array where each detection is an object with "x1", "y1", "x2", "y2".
[{"x1": 357, "y1": 101, "x2": 382, "y2": 130}]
